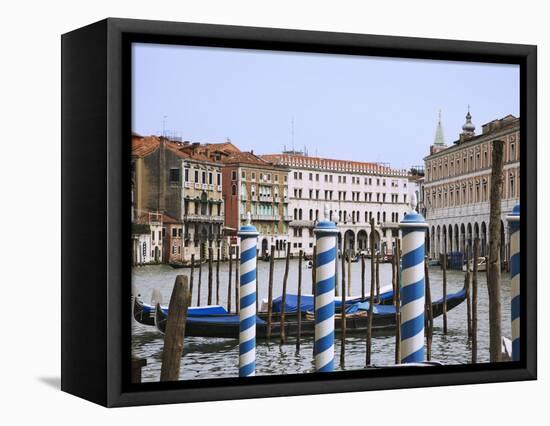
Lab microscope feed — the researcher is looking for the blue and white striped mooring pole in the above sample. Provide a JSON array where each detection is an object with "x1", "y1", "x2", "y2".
[
  {"x1": 399, "y1": 195, "x2": 428, "y2": 363},
  {"x1": 507, "y1": 203, "x2": 520, "y2": 361},
  {"x1": 237, "y1": 212, "x2": 259, "y2": 377},
  {"x1": 313, "y1": 207, "x2": 338, "y2": 372}
]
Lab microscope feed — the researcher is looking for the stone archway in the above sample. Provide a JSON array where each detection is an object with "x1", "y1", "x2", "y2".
[
  {"x1": 357, "y1": 230, "x2": 368, "y2": 251},
  {"x1": 343, "y1": 229, "x2": 356, "y2": 254}
]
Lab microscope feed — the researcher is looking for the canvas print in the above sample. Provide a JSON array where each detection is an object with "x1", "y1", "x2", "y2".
[{"x1": 130, "y1": 43, "x2": 521, "y2": 382}]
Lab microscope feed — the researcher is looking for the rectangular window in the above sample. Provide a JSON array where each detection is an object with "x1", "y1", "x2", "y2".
[
  {"x1": 169, "y1": 168, "x2": 180, "y2": 185},
  {"x1": 195, "y1": 170, "x2": 199, "y2": 182},
  {"x1": 209, "y1": 172, "x2": 213, "y2": 184},
  {"x1": 232, "y1": 171, "x2": 237, "y2": 181},
  {"x1": 217, "y1": 173, "x2": 221, "y2": 185},
  {"x1": 172, "y1": 228, "x2": 177, "y2": 237},
  {"x1": 184, "y1": 168, "x2": 189, "y2": 182}
]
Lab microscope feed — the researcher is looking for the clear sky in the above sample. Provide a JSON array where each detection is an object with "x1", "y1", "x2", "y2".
[{"x1": 132, "y1": 43, "x2": 519, "y2": 169}]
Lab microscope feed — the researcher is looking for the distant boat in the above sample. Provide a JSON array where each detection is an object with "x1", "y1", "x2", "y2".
[
  {"x1": 169, "y1": 259, "x2": 206, "y2": 269},
  {"x1": 463, "y1": 256, "x2": 487, "y2": 272},
  {"x1": 428, "y1": 259, "x2": 440, "y2": 267}
]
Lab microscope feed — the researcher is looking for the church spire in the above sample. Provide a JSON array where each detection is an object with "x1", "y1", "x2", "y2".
[{"x1": 434, "y1": 109, "x2": 445, "y2": 146}]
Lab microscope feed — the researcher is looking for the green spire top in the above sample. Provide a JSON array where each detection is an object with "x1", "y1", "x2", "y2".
[{"x1": 434, "y1": 109, "x2": 445, "y2": 146}]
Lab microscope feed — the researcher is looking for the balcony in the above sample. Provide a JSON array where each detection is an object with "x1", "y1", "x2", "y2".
[
  {"x1": 251, "y1": 195, "x2": 258, "y2": 202},
  {"x1": 194, "y1": 183, "x2": 201, "y2": 189},
  {"x1": 184, "y1": 182, "x2": 191, "y2": 189},
  {"x1": 201, "y1": 184, "x2": 208, "y2": 190},
  {"x1": 241, "y1": 194, "x2": 248, "y2": 201},
  {"x1": 185, "y1": 214, "x2": 224, "y2": 223},
  {"x1": 260, "y1": 196, "x2": 274, "y2": 203},
  {"x1": 283, "y1": 215, "x2": 293, "y2": 221},
  {"x1": 241, "y1": 213, "x2": 280, "y2": 221},
  {"x1": 217, "y1": 185, "x2": 222, "y2": 191},
  {"x1": 274, "y1": 196, "x2": 280, "y2": 203}
]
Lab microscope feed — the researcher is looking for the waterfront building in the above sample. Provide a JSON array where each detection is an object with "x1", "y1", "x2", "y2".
[
  {"x1": 261, "y1": 152, "x2": 415, "y2": 256},
  {"x1": 161, "y1": 214, "x2": 184, "y2": 264},
  {"x1": 423, "y1": 110, "x2": 520, "y2": 260},
  {"x1": 131, "y1": 134, "x2": 224, "y2": 262},
  {"x1": 221, "y1": 151, "x2": 291, "y2": 257},
  {"x1": 131, "y1": 211, "x2": 163, "y2": 264}
]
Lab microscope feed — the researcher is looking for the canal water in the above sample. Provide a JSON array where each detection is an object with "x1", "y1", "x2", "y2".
[{"x1": 132, "y1": 259, "x2": 512, "y2": 382}]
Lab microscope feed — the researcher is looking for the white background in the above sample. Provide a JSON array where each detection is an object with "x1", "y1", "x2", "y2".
[{"x1": 0, "y1": 0, "x2": 546, "y2": 423}]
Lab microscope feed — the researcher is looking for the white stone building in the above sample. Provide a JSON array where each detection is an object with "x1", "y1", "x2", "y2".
[
  {"x1": 262, "y1": 152, "x2": 416, "y2": 256},
  {"x1": 423, "y1": 110, "x2": 520, "y2": 261}
]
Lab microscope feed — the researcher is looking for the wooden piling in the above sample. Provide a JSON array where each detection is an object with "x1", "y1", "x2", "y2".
[
  {"x1": 347, "y1": 250, "x2": 352, "y2": 297},
  {"x1": 160, "y1": 275, "x2": 190, "y2": 382},
  {"x1": 227, "y1": 247, "x2": 233, "y2": 313},
  {"x1": 256, "y1": 249, "x2": 260, "y2": 313},
  {"x1": 488, "y1": 139, "x2": 504, "y2": 362},
  {"x1": 472, "y1": 238, "x2": 480, "y2": 364},
  {"x1": 394, "y1": 238, "x2": 402, "y2": 364},
  {"x1": 197, "y1": 252, "x2": 203, "y2": 306},
  {"x1": 361, "y1": 253, "x2": 366, "y2": 300},
  {"x1": 296, "y1": 249, "x2": 303, "y2": 352},
  {"x1": 280, "y1": 242, "x2": 291, "y2": 344},
  {"x1": 234, "y1": 246, "x2": 240, "y2": 312},
  {"x1": 376, "y1": 252, "x2": 380, "y2": 300},
  {"x1": 311, "y1": 246, "x2": 317, "y2": 295},
  {"x1": 189, "y1": 253, "x2": 195, "y2": 303},
  {"x1": 131, "y1": 357, "x2": 146, "y2": 383},
  {"x1": 216, "y1": 247, "x2": 220, "y2": 305},
  {"x1": 424, "y1": 257, "x2": 433, "y2": 361},
  {"x1": 366, "y1": 222, "x2": 376, "y2": 366},
  {"x1": 442, "y1": 251, "x2": 448, "y2": 334},
  {"x1": 266, "y1": 245, "x2": 275, "y2": 342},
  {"x1": 341, "y1": 248, "x2": 347, "y2": 367},
  {"x1": 465, "y1": 248, "x2": 472, "y2": 339},
  {"x1": 207, "y1": 247, "x2": 213, "y2": 305}
]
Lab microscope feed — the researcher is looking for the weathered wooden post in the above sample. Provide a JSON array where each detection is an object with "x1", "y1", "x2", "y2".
[
  {"x1": 361, "y1": 253, "x2": 366, "y2": 300},
  {"x1": 347, "y1": 250, "x2": 352, "y2": 297},
  {"x1": 234, "y1": 245, "x2": 240, "y2": 312},
  {"x1": 341, "y1": 248, "x2": 347, "y2": 367},
  {"x1": 266, "y1": 245, "x2": 275, "y2": 342},
  {"x1": 237, "y1": 213, "x2": 259, "y2": 377},
  {"x1": 376, "y1": 252, "x2": 380, "y2": 300},
  {"x1": 488, "y1": 139, "x2": 504, "y2": 362},
  {"x1": 189, "y1": 253, "x2": 195, "y2": 303},
  {"x1": 227, "y1": 247, "x2": 233, "y2": 313},
  {"x1": 466, "y1": 248, "x2": 472, "y2": 339},
  {"x1": 197, "y1": 252, "x2": 203, "y2": 306},
  {"x1": 131, "y1": 358, "x2": 147, "y2": 383},
  {"x1": 442, "y1": 250, "x2": 448, "y2": 335},
  {"x1": 472, "y1": 238, "x2": 480, "y2": 363},
  {"x1": 313, "y1": 208, "x2": 338, "y2": 372},
  {"x1": 296, "y1": 249, "x2": 303, "y2": 352},
  {"x1": 395, "y1": 239, "x2": 402, "y2": 364},
  {"x1": 507, "y1": 203, "x2": 520, "y2": 361},
  {"x1": 160, "y1": 275, "x2": 191, "y2": 381},
  {"x1": 256, "y1": 249, "x2": 260, "y2": 313},
  {"x1": 366, "y1": 218, "x2": 376, "y2": 365},
  {"x1": 399, "y1": 194, "x2": 428, "y2": 363},
  {"x1": 280, "y1": 241, "x2": 291, "y2": 344},
  {"x1": 424, "y1": 257, "x2": 433, "y2": 361},
  {"x1": 216, "y1": 247, "x2": 221, "y2": 305},
  {"x1": 207, "y1": 247, "x2": 213, "y2": 305}
]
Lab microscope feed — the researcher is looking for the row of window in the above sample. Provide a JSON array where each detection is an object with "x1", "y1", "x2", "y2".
[
  {"x1": 292, "y1": 208, "x2": 404, "y2": 224},
  {"x1": 426, "y1": 138, "x2": 518, "y2": 182},
  {"x1": 291, "y1": 188, "x2": 407, "y2": 204},
  {"x1": 170, "y1": 168, "x2": 222, "y2": 186},
  {"x1": 233, "y1": 170, "x2": 288, "y2": 184},
  {"x1": 293, "y1": 171, "x2": 407, "y2": 188},
  {"x1": 425, "y1": 171, "x2": 518, "y2": 208}
]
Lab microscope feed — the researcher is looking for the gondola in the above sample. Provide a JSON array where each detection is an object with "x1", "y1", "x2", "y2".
[
  {"x1": 134, "y1": 284, "x2": 396, "y2": 327},
  {"x1": 133, "y1": 298, "x2": 229, "y2": 326},
  {"x1": 152, "y1": 285, "x2": 467, "y2": 339}
]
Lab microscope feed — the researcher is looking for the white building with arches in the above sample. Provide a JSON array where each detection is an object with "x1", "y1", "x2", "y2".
[
  {"x1": 262, "y1": 152, "x2": 417, "y2": 256},
  {"x1": 423, "y1": 111, "x2": 520, "y2": 262}
]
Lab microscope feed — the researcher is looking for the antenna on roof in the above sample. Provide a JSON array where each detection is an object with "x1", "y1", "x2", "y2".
[
  {"x1": 162, "y1": 115, "x2": 167, "y2": 138},
  {"x1": 291, "y1": 115, "x2": 295, "y2": 152}
]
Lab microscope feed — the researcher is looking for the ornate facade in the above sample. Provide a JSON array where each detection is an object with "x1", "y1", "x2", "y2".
[
  {"x1": 262, "y1": 153, "x2": 417, "y2": 256},
  {"x1": 423, "y1": 111, "x2": 520, "y2": 260}
]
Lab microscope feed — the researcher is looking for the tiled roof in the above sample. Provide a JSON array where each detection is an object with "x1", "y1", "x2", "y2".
[
  {"x1": 132, "y1": 135, "x2": 160, "y2": 157},
  {"x1": 261, "y1": 154, "x2": 407, "y2": 176}
]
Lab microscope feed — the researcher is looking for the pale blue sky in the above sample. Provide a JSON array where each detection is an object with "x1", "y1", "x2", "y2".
[{"x1": 132, "y1": 43, "x2": 519, "y2": 169}]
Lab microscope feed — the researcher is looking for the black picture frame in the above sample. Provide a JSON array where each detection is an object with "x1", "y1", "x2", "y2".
[{"x1": 61, "y1": 17, "x2": 537, "y2": 407}]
